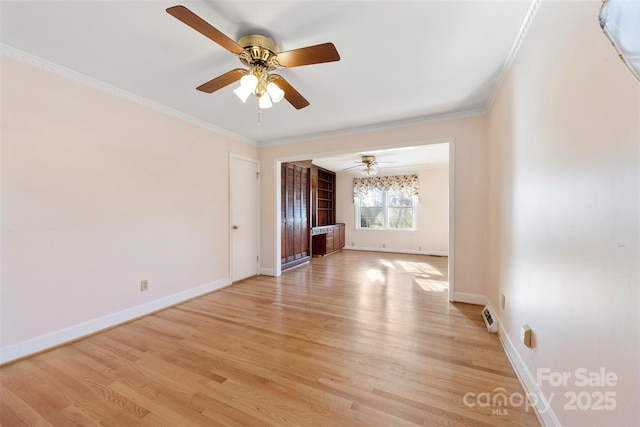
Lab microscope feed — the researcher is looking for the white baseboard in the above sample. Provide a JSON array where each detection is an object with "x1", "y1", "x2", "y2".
[
  {"x1": 0, "y1": 278, "x2": 231, "y2": 365},
  {"x1": 497, "y1": 319, "x2": 561, "y2": 427},
  {"x1": 344, "y1": 246, "x2": 448, "y2": 257},
  {"x1": 453, "y1": 292, "x2": 488, "y2": 306}
]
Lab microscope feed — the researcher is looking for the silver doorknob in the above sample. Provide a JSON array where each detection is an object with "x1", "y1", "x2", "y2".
[{"x1": 232, "y1": 225, "x2": 239, "y2": 230}]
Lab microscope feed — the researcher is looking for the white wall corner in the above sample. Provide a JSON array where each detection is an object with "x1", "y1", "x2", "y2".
[
  {"x1": 452, "y1": 292, "x2": 488, "y2": 306},
  {"x1": 259, "y1": 268, "x2": 276, "y2": 277},
  {"x1": 0, "y1": 278, "x2": 231, "y2": 365},
  {"x1": 497, "y1": 319, "x2": 562, "y2": 427}
]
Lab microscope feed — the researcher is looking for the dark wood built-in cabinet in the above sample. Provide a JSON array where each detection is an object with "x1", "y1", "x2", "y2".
[
  {"x1": 311, "y1": 223, "x2": 345, "y2": 257},
  {"x1": 312, "y1": 167, "x2": 335, "y2": 226},
  {"x1": 310, "y1": 165, "x2": 344, "y2": 257},
  {"x1": 281, "y1": 162, "x2": 310, "y2": 270},
  {"x1": 281, "y1": 162, "x2": 345, "y2": 270}
]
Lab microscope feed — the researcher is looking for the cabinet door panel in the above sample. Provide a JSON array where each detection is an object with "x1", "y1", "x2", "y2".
[
  {"x1": 281, "y1": 165, "x2": 287, "y2": 263},
  {"x1": 325, "y1": 227, "x2": 334, "y2": 253},
  {"x1": 282, "y1": 162, "x2": 311, "y2": 267},
  {"x1": 286, "y1": 165, "x2": 295, "y2": 220},
  {"x1": 301, "y1": 168, "x2": 309, "y2": 257},
  {"x1": 286, "y1": 164, "x2": 295, "y2": 261},
  {"x1": 293, "y1": 165, "x2": 303, "y2": 258}
]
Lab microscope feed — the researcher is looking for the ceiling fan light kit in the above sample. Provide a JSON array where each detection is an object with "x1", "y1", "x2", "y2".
[
  {"x1": 361, "y1": 165, "x2": 379, "y2": 177},
  {"x1": 343, "y1": 155, "x2": 397, "y2": 177},
  {"x1": 232, "y1": 64, "x2": 285, "y2": 108},
  {"x1": 360, "y1": 155, "x2": 379, "y2": 176},
  {"x1": 235, "y1": 35, "x2": 285, "y2": 108},
  {"x1": 166, "y1": 5, "x2": 340, "y2": 110}
]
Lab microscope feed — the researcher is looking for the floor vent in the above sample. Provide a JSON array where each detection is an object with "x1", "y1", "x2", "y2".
[{"x1": 482, "y1": 305, "x2": 498, "y2": 333}]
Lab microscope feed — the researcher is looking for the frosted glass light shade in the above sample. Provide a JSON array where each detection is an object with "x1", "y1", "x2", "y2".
[
  {"x1": 258, "y1": 94, "x2": 273, "y2": 109},
  {"x1": 266, "y1": 82, "x2": 285, "y2": 103},
  {"x1": 233, "y1": 74, "x2": 258, "y2": 102}
]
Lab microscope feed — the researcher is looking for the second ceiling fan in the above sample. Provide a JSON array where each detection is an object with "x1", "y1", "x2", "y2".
[
  {"x1": 343, "y1": 155, "x2": 397, "y2": 176},
  {"x1": 167, "y1": 5, "x2": 341, "y2": 110}
]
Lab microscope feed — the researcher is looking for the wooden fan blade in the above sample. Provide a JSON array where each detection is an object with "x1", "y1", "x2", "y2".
[
  {"x1": 271, "y1": 75, "x2": 310, "y2": 109},
  {"x1": 167, "y1": 5, "x2": 244, "y2": 55},
  {"x1": 197, "y1": 69, "x2": 245, "y2": 93},
  {"x1": 276, "y1": 43, "x2": 340, "y2": 68},
  {"x1": 343, "y1": 164, "x2": 365, "y2": 171}
]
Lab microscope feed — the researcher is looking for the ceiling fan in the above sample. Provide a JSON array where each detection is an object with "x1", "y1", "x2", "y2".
[
  {"x1": 166, "y1": 5, "x2": 341, "y2": 109},
  {"x1": 343, "y1": 155, "x2": 397, "y2": 176}
]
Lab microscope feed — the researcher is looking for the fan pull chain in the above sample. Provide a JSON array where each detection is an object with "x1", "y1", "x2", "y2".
[{"x1": 257, "y1": 109, "x2": 261, "y2": 126}]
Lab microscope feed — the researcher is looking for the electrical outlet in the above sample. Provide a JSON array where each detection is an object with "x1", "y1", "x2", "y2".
[
  {"x1": 140, "y1": 280, "x2": 149, "y2": 291},
  {"x1": 501, "y1": 294, "x2": 506, "y2": 310},
  {"x1": 419, "y1": 245, "x2": 422, "y2": 250},
  {"x1": 521, "y1": 324, "x2": 532, "y2": 347},
  {"x1": 351, "y1": 242, "x2": 354, "y2": 246},
  {"x1": 382, "y1": 243, "x2": 386, "y2": 248}
]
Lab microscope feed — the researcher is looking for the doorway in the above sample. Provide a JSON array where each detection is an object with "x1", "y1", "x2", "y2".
[
  {"x1": 273, "y1": 139, "x2": 454, "y2": 301},
  {"x1": 230, "y1": 154, "x2": 260, "y2": 282}
]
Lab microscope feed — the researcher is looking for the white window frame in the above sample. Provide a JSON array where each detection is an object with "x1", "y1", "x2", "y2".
[{"x1": 355, "y1": 188, "x2": 418, "y2": 231}]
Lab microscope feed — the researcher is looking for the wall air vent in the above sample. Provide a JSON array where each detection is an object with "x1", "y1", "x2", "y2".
[{"x1": 482, "y1": 305, "x2": 498, "y2": 333}]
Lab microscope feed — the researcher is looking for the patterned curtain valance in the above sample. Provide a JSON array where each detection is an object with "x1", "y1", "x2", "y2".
[{"x1": 353, "y1": 174, "x2": 419, "y2": 199}]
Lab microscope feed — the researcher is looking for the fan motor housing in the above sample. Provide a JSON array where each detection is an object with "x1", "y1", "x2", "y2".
[
  {"x1": 238, "y1": 34, "x2": 280, "y2": 70},
  {"x1": 362, "y1": 155, "x2": 376, "y2": 165}
]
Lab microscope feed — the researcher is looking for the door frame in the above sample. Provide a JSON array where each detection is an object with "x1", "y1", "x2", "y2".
[
  {"x1": 272, "y1": 138, "x2": 455, "y2": 302},
  {"x1": 274, "y1": 160, "x2": 283, "y2": 278},
  {"x1": 229, "y1": 153, "x2": 261, "y2": 282}
]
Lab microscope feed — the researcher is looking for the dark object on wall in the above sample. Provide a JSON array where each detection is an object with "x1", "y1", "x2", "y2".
[{"x1": 599, "y1": 0, "x2": 640, "y2": 81}]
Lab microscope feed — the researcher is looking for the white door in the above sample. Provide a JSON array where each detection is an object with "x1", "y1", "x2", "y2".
[{"x1": 230, "y1": 155, "x2": 259, "y2": 281}]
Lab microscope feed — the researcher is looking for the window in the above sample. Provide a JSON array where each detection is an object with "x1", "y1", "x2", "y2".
[
  {"x1": 356, "y1": 187, "x2": 417, "y2": 230},
  {"x1": 353, "y1": 174, "x2": 419, "y2": 231}
]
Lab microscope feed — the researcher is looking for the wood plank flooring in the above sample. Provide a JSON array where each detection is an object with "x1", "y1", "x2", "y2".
[{"x1": 0, "y1": 251, "x2": 540, "y2": 426}]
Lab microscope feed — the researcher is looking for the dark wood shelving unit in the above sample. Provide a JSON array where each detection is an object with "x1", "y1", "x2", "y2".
[
  {"x1": 280, "y1": 163, "x2": 344, "y2": 267},
  {"x1": 310, "y1": 165, "x2": 344, "y2": 257},
  {"x1": 313, "y1": 167, "x2": 335, "y2": 227}
]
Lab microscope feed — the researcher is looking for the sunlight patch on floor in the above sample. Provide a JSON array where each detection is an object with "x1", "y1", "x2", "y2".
[
  {"x1": 379, "y1": 259, "x2": 396, "y2": 270},
  {"x1": 366, "y1": 269, "x2": 386, "y2": 283},
  {"x1": 415, "y1": 278, "x2": 448, "y2": 292},
  {"x1": 396, "y1": 260, "x2": 443, "y2": 276}
]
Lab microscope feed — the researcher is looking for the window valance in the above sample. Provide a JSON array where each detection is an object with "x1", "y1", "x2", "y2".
[{"x1": 353, "y1": 174, "x2": 419, "y2": 199}]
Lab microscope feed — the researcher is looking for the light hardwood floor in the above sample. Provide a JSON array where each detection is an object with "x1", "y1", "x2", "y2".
[{"x1": 0, "y1": 251, "x2": 540, "y2": 426}]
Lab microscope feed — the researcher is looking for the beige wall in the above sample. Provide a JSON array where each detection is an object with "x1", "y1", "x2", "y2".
[
  {"x1": 1, "y1": 57, "x2": 258, "y2": 360},
  {"x1": 335, "y1": 167, "x2": 449, "y2": 255},
  {"x1": 487, "y1": 1, "x2": 639, "y2": 425}
]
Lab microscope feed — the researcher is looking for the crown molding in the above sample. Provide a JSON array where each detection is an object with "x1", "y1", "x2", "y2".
[
  {"x1": 0, "y1": 44, "x2": 256, "y2": 146},
  {"x1": 258, "y1": 107, "x2": 487, "y2": 147},
  {"x1": 483, "y1": 0, "x2": 542, "y2": 111}
]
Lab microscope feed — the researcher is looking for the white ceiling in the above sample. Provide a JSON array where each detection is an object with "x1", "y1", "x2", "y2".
[
  {"x1": 313, "y1": 143, "x2": 450, "y2": 176},
  {"x1": 1, "y1": 0, "x2": 535, "y2": 151}
]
